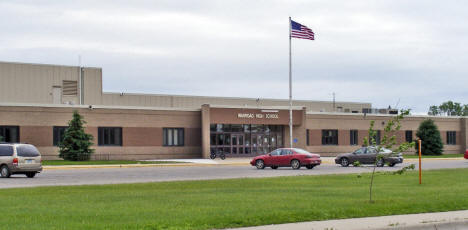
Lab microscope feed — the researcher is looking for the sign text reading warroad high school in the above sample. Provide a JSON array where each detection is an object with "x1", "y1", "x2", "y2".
[{"x1": 237, "y1": 113, "x2": 279, "y2": 119}]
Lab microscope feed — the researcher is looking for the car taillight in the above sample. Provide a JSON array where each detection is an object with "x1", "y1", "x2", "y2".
[{"x1": 13, "y1": 158, "x2": 18, "y2": 166}]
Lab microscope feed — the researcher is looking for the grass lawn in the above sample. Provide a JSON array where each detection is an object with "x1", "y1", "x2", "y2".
[
  {"x1": 1, "y1": 168, "x2": 468, "y2": 230},
  {"x1": 403, "y1": 153, "x2": 464, "y2": 159},
  {"x1": 42, "y1": 160, "x2": 184, "y2": 165}
]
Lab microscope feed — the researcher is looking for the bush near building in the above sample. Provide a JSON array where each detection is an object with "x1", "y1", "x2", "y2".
[
  {"x1": 415, "y1": 119, "x2": 444, "y2": 155},
  {"x1": 59, "y1": 111, "x2": 94, "y2": 161}
]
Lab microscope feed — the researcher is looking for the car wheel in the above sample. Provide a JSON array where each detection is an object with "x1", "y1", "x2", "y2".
[
  {"x1": 256, "y1": 160, "x2": 265, "y2": 169},
  {"x1": 306, "y1": 164, "x2": 315, "y2": 169},
  {"x1": 291, "y1": 159, "x2": 301, "y2": 170},
  {"x1": 0, "y1": 165, "x2": 11, "y2": 178},
  {"x1": 271, "y1": 166, "x2": 278, "y2": 169},
  {"x1": 26, "y1": 172, "x2": 36, "y2": 178},
  {"x1": 340, "y1": 158, "x2": 350, "y2": 167},
  {"x1": 376, "y1": 158, "x2": 385, "y2": 167},
  {"x1": 388, "y1": 163, "x2": 396, "y2": 167}
]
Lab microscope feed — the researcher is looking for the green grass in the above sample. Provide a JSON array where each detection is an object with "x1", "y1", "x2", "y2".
[
  {"x1": 1, "y1": 168, "x2": 468, "y2": 230},
  {"x1": 42, "y1": 160, "x2": 183, "y2": 165},
  {"x1": 403, "y1": 153, "x2": 464, "y2": 159}
]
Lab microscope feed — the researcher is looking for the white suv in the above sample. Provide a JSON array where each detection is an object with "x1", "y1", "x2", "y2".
[{"x1": 0, "y1": 143, "x2": 42, "y2": 178}]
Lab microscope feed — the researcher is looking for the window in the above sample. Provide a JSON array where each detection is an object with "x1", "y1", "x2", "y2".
[
  {"x1": 447, "y1": 131, "x2": 456, "y2": 145},
  {"x1": 53, "y1": 126, "x2": 68, "y2": 146},
  {"x1": 0, "y1": 145, "x2": 14, "y2": 156},
  {"x1": 405, "y1": 130, "x2": 413, "y2": 143},
  {"x1": 280, "y1": 149, "x2": 293, "y2": 155},
  {"x1": 98, "y1": 127, "x2": 122, "y2": 146},
  {"x1": 354, "y1": 147, "x2": 366, "y2": 155},
  {"x1": 17, "y1": 145, "x2": 40, "y2": 157},
  {"x1": 350, "y1": 130, "x2": 358, "y2": 145},
  {"x1": 306, "y1": 129, "x2": 310, "y2": 146},
  {"x1": 163, "y1": 128, "x2": 184, "y2": 146},
  {"x1": 0, "y1": 126, "x2": 19, "y2": 143},
  {"x1": 270, "y1": 149, "x2": 281, "y2": 156},
  {"x1": 322, "y1": 130, "x2": 338, "y2": 145}
]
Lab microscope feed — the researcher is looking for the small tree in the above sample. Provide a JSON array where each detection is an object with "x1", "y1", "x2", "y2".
[
  {"x1": 363, "y1": 109, "x2": 415, "y2": 202},
  {"x1": 415, "y1": 119, "x2": 443, "y2": 155},
  {"x1": 0, "y1": 135, "x2": 4, "y2": 142},
  {"x1": 59, "y1": 110, "x2": 94, "y2": 161}
]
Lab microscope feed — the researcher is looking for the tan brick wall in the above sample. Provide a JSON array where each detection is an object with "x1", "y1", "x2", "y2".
[
  {"x1": 0, "y1": 106, "x2": 202, "y2": 160},
  {"x1": 338, "y1": 130, "x2": 350, "y2": 146},
  {"x1": 123, "y1": 127, "x2": 162, "y2": 146},
  {"x1": 20, "y1": 126, "x2": 52, "y2": 147}
]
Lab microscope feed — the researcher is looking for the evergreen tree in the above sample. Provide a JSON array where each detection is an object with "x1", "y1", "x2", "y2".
[
  {"x1": 415, "y1": 119, "x2": 443, "y2": 155},
  {"x1": 59, "y1": 110, "x2": 94, "y2": 161}
]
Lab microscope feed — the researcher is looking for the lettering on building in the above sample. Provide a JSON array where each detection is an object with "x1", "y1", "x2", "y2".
[{"x1": 237, "y1": 113, "x2": 279, "y2": 119}]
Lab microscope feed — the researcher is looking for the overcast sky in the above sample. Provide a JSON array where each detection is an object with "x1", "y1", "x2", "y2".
[{"x1": 1, "y1": 0, "x2": 467, "y2": 113}]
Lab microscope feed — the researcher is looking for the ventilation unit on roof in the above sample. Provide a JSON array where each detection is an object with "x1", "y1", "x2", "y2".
[{"x1": 62, "y1": 80, "x2": 78, "y2": 96}]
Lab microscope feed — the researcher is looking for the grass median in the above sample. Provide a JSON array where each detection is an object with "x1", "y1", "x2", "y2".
[
  {"x1": 1, "y1": 168, "x2": 468, "y2": 229},
  {"x1": 42, "y1": 160, "x2": 184, "y2": 166}
]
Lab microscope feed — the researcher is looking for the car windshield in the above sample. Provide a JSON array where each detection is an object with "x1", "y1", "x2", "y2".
[
  {"x1": 16, "y1": 145, "x2": 40, "y2": 157},
  {"x1": 292, "y1": 148, "x2": 310, "y2": 154}
]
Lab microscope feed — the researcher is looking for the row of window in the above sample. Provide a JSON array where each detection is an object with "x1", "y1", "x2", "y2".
[
  {"x1": 1, "y1": 126, "x2": 185, "y2": 147},
  {"x1": 0, "y1": 125, "x2": 459, "y2": 147},
  {"x1": 306, "y1": 130, "x2": 457, "y2": 146}
]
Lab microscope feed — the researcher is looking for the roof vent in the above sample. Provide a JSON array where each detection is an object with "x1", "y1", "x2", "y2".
[{"x1": 62, "y1": 80, "x2": 78, "y2": 96}]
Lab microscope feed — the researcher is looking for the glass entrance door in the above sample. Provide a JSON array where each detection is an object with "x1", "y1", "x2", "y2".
[{"x1": 231, "y1": 134, "x2": 244, "y2": 155}]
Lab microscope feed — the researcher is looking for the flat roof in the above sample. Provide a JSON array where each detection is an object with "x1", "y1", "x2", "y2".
[
  {"x1": 104, "y1": 92, "x2": 371, "y2": 105},
  {"x1": 0, "y1": 60, "x2": 101, "y2": 69},
  {"x1": 306, "y1": 111, "x2": 466, "y2": 119}
]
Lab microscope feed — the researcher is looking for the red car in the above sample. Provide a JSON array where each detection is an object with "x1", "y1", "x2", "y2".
[
  {"x1": 250, "y1": 148, "x2": 321, "y2": 170},
  {"x1": 465, "y1": 150, "x2": 468, "y2": 159}
]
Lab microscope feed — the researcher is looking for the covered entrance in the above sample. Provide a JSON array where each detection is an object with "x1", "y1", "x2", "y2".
[{"x1": 210, "y1": 124, "x2": 284, "y2": 156}]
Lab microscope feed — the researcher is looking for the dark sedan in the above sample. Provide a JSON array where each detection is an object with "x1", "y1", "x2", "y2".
[
  {"x1": 250, "y1": 148, "x2": 321, "y2": 170},
  {"x1": 335, "y1": 146, "x2": 403, "y2": 167}
]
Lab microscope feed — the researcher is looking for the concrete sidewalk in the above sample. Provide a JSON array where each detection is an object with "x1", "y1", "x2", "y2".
[{"x1": 227, "y1": 210, "x2": 468, "y2": 230}]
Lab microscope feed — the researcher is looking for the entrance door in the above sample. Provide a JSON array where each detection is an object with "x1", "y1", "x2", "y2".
[
  {"x1": 231, "y1": 134, "x2": 244, "y2": 155},
  {"x1": 52, "y1": 87, "x2": 62, "y2": 104}
]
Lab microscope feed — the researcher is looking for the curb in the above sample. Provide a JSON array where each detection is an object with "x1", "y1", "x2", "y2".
[
  {"x1": 42, "y1": 162, "x2": 249, "y2": 170},
  {"x1": 227, "y1": 210, "x2": 468, "y2": 230}
]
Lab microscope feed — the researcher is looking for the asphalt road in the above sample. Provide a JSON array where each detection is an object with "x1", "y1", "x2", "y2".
[{"x1": 1, "y1": 159, "x2": 467, "y2": 189}]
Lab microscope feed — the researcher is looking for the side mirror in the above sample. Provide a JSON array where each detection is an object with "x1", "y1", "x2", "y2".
[{"x1": 268, "y1": 153, "x2": 272, "y2": 156}]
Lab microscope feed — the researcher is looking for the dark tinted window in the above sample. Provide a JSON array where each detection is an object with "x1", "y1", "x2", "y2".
[
  {"x1": 322, "y1": 130, "x2": 338, "y2": 145},
  {"x1": 447, "y1": 131, "x2": 456, "y2": 145},
  {"x1": 350, "y1": 130, "x2": 358, "y2": 145},
  {"x1": 16, "y1": 145, "x2": 40, "y2": 157},
  {"x1": 0, "y1": 145, "x2": 14, "y2": 156},
  {"x1": 53, "y1": 126, "x2": 68, "y2": 146},
  {"x1": 0, "y1": 126, "x2": 20, "y2": 143},
  {"x1": 98, "y1": 127, "x2": 122, "y2": 146},
  {"x1": 405, "y1": 130, "x2": 413, "y2": 143}
]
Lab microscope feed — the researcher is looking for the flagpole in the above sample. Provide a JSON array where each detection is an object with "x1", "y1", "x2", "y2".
[{"x1": 289, "y1": 16, "x2": 293, "y2": 148}]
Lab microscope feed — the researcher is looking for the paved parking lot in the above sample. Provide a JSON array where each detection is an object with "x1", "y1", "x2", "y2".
[{"x1": 1, "y1": 159, "x2": 466, "y2": 189}]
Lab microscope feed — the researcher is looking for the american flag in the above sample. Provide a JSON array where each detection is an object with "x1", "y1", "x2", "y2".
[{"x1": 290, "y1": 20, "x2": 314, "y2": 40}]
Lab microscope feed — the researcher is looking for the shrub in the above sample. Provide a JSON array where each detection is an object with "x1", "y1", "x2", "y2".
[
  {"x1": 59, "y1": 111, "x2": 94, "y2": 161},
  {"x1": 415, "y1": 119, "x2": 443, "y2": 155}
]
